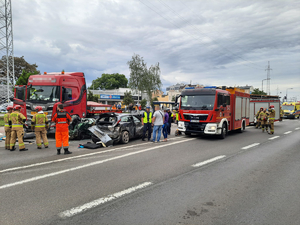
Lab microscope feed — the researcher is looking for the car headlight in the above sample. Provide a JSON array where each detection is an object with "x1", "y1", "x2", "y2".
[{"x1": 209, "y1": 126, "x2": 216, "y2": 130}]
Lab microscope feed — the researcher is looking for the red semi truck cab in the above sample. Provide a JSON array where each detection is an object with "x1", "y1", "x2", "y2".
[
  {"x1": 176, "y1": 87, "x2": 250, "y2": 138},
  {"x1": 13, "y1": 72, "x2": 87, "y2": 133}
]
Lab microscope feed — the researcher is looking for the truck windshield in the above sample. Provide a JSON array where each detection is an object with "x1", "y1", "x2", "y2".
[
  {"x1": 181, "y1": 95, "x2": 215, "y2": 110},
  {"x1": 27, "y1": 86, "x2": 60, "y2": 102},
  {"x1": 282, "y1": 105, "x2": 294, "y2": 111}
]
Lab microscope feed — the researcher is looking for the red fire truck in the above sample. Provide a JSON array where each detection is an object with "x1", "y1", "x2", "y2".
[
  {"x1": 12, "y1": 72, "x2": 120, "y2": 133},
  {"x1": 176, "y1": 87, "x2": 250, "y2": 138}
]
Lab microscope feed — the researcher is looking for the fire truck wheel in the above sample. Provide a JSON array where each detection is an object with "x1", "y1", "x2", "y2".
[
  {"x1": 238, "y1": 121, "x2": 245, "y2": 133},
  {"x1": 120, "y1": 131, "x2": 130, "y2": 144},
  {"x1": 220, "y1": 124, "x2": 227, "y2": 139}
]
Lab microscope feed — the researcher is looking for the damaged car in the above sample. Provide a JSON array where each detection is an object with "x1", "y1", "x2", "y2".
[
  {"x1": 69, "y1": 116, "x2": 96, "y2": 140},
  {"x1": 90, "y1": 113, "x2": 147, "y2": 144}
]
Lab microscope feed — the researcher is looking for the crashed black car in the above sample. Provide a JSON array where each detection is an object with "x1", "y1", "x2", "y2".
[{"x1": 90, "y1": 113, "x2": 147, "y2": 144}]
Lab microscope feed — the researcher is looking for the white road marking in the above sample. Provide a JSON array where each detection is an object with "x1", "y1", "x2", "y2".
[
  {"x1": 241, "y1": 143, "x2": 260, "y2": 150},
  {"x1": 284, "y1": 131, "x2": 292, "y2": 134},
  {"x1": 59, "y1": 181, "x2": 153, "y2": 218},
  {"x1": 269, "y1": 136, "x2": 280, "y2": 140},
  {"x1": 0, "y1": 138, "x2": 194, "y2": 190},
  {"x1": 192, "y1": 155, "x2": 226, "y2": 167},
  {"x1": 295, "y1": 127, "x2": 300, "y2": 130},
  {"x1": 0, "y1": 136, "x2": 183, "y2": 174}
]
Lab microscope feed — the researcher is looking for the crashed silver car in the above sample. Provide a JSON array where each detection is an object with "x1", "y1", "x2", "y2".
[{"x1": 90, "y1": 113, "x2": 146, "y2": 144}]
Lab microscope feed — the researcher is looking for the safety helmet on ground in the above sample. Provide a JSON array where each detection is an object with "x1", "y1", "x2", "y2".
[
  {"x1": 13, "y1": 105, "x2": 21, "y2": 110},
  {"x1": 269, "y1": 105, "x2": 274, "y2": 108},
  {"x1": 35, "y1": 106, "x2": 43, "y2": 112},
  {"x1": 6, "y1": 106, "x2": 13, "y2": 110}
]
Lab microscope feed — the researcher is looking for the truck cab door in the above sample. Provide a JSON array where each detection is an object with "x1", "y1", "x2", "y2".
[{"x1": 13, "y1": 85, "x2": 27, "y2": 116}]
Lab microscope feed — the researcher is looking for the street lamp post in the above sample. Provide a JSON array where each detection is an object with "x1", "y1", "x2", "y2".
[
  {"x1": 262, "y1": 79, "x2": 267, "y2": 92},
  {"x1": 286, "y1": 88, "x2": 293, "y2": 102}
]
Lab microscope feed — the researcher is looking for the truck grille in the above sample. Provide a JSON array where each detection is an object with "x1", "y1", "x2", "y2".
[
  {"x1": 187, "y1": 123, "x2": 207, "y2": 131},
  {"x1": 183, "y1": 114, "x2": 208, "y2": 121}
]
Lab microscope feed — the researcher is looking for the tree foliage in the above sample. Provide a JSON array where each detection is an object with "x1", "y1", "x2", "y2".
[
  {"x1": 15, "y1": 70, "x2": 39, "y2": 86},
  {"x1": 0, "y1": 56, "x2": 39, "y2": 84},
  {"x1": 87, "y1": 90, "x2": 99, "y2": 102},
  {"x1": 252, "y1": 88, "x2": 267, "y2": 95},
  {"x1": 140, "y1": 99, "x2": 147, "y2": 108},
  {"x1": 151, "y1": 97, "x2": 159, "y2": 106},
  {"x1": 89, "y1": 73, "x2": 128, "y2": 90},
  {"x1": 172, "y1": 95, "x2": 176, "y2": 101},
  {"x1": 127, "y1": 54, "x2": 162, "y2": 103},
  {"x1": 123, "y1": 91, "x2": 134, "y2": 105}
]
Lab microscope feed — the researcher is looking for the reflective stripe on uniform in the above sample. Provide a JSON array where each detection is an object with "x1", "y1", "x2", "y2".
[
  {"x1": 12, "y1": 124, "x2": 23, "y2": 127},
  {"x1": 5, "y1": 123, "x2": 10, "y2": 127},
  {"x1": 58, "y1": 121, "x2": 67, "y2": 124},
  {"x1": 269, "y1": 118, "x2": 275, "y2": 120},
  {"x1": 35, "y1": 124, "x2": 46, "y2": 127}
]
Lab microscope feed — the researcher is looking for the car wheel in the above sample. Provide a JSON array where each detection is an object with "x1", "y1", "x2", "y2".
[
  {"x1": 91, "y1": 135, "x2": 100, "y2": 143},
  {"x1": 219, "y1": 123, "x2": 227, "y2": 139},
  {"x1": 120, "y1": 131, "x2": 130, "y2": 144}
]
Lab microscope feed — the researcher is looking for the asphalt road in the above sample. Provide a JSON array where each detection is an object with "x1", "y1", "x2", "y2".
[{"x1": 0, "y1": 120, "x2": 300, "y2": 225}]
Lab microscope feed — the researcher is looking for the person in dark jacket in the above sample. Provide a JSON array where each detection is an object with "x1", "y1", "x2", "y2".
[{"x1": 166, "y1": 109, "x2": 173, "y2": 135}]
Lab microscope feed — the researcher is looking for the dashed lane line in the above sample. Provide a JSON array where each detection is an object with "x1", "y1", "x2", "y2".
[
  {"x1": 241, "y1": 143, "x2": 260, "y2": 150},
  {"x1": 192, "y1": 155, "x2": 226, "y2": 168},
  {"x1": 0, "y1": 137, "x2": 183, "y2": 174},
  {"x1": 295, "y1": 127, "x2": 300, "y2": 130},
  {"x1": 0, "y1": 138, "x2": 194, "y2": 190},
  {"x1": 284, "y1": 131, "x2": 292, "y2": 135},
  {"x1": 58, "y1": 181, "x2": 153, "y2": 218},
  {"x1": 269, "y1": 136, "x2": 280, "y2": 140}
]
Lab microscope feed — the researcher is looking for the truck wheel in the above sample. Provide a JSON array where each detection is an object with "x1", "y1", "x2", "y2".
[
  {"x1": 238, "y1": 121, "x2": 245, "y2": 133},
  {"x1": 91, "y1": 135, "x2": 100, "y2": 143},
  {"x1": 120, "y1": 131, "x2": 129, "y2": 144},
  {"x1": 220, "y1": 124, "x2": 227, "y2": 139}
]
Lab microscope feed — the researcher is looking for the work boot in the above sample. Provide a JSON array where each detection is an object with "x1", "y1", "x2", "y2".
[
  {"x1": 45, "y1": 146, "x2": 48, "y2": 148},
  {"x1": 19, "y1": 148, "x2": 28, "y2": 151},
  {"x1": 10, "y1": 146, "x2": 16, "y2": 151},
  {"x1": 57, "y1": 149, "x2": 61, "y2": 155},
  {"x1": 37, "y1": 146, "x2": 42, "y2": 149},
  {"x1": 64, "y1": 148, "x2": 72, "y2": 155}
]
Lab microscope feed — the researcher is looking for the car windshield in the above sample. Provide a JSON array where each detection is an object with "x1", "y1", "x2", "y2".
[
  {"x1": 97, "y1": 115, "x2": 117, "y2": 125},
  {"x1": 181, "y1": 95, "x2": 215, "y2": 110},
  {"x1": 27, "y1": 86, "x2": 60, "y2": 102},
  {"x1": 282, "y1": 105, "x2": 294, "y2": 111}
]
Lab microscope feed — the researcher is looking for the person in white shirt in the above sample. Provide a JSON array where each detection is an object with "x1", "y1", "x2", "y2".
[{"x1": 151, "y1": 105, "x2": 164, "y2": 142}]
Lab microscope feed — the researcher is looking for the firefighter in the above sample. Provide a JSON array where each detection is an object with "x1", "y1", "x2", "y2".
[
  {"x1": 268, "y1": 105, "x2": 276, "y2": 134},
  {"x1": 31, "y1": 106, "x2": 49, "y2": 149},
  {"x1": 4, "y1": 106, "x2": 13, "y2": 150},
  {"x1": 52, "y1": 104, "x2": 72, "y2": 155},
  {"x1": 259, "y1": 108, "x2": 268, "y2": 133},
  {"x1": 9, "y1": 105, "x2": 28, "y2": 151},
  {"x1": 255, "y1": 107, "x2": 263, "y2": 128},
  {"x1": 141, "y1": 106, "x2": 152, "y2": 141},
  {"x1": 279, "y1": 106, "x2": 284, "y2": 121}
]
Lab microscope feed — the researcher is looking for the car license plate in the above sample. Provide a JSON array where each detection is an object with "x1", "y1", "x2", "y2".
[{"x1": 190, "y1": 120, "x2": 199, "y2": 123}]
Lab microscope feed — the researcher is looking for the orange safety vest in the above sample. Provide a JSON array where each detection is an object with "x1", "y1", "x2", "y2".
[{"x1": 52, "y1": 111, "x2": 72, "y2": 132}]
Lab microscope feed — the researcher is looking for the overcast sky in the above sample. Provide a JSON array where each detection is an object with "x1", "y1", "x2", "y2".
[{"x1": 13, "y1": 0, "x2": 300, "y2": 100}]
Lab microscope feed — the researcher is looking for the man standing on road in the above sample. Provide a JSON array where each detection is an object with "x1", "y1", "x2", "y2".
[
  {"x1": 268, "y1": 105, "x2": 276, "y2": 135},
  {"x1": 259, "y1": 108, "x2": 268, "y2": 133},
  {"x1": 162, "y1": 109, "x2": 169, "y2": 142},
  {"x1": 9, "y1": 105, "x2": 28, "y2": 151},
  {"x1": 142, "y1": 106, "x2": 152, "y2": 141},
  {"x1": 151, "y1": 106, "x2": 164, "y2": 143},
  {"x1": 31, "y1": 106, "x2": 49, "y2": 149},
  {"x1": 52, "y1": 104, "x2": 72, "y2": 155},
  {"x1": 166, "y1": 108, "x2": 173, "y2": 135},
  {"x1": 4, "y1": 106, "x2": 13, "y2": 150},
  {"x1": 256, "y1": 107, "x2": 263, "y2": 128}
]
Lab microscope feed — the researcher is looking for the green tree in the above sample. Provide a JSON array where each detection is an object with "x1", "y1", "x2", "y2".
[
  {"x1": 252, "y1": 88, "x2": 267, "y2": 95},
  {"x1": 89, "y1": 73, "x2": 128, "y2": 90},
  {"x1": 127, "y1": 54, "x2": 162, "y2": 103},
  {"x1": 0, "y1": 56, "x2": 40, "y2": 84},
  {"x1": 140, "y1": 99, "x2": 147, "y2": 109},
  {"x1": 123, "y1": 91, "x2": 134, "y2": 106},
  {"x1": 151, "y1": 97, "x2": 159, "y2": 106},
  {"x1": 172, "y1": 95, "x2": 176, "y2": 101},
  {"x1": 15, "y1": 70, "x2": 39, "y2": 86},
  {"x1": 87, "y1": 90, "x2": 98, "y2": 102}
]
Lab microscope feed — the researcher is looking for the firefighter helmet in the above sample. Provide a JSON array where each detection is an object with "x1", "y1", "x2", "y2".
[
  {"x1": 270, "y1": 105, "x2": 274, "y2": 108},
  {"x1": 13, "y1": 105, "x2": 22, "y2": 110},
  {"x1": 35, "y1": 106, "x2": 43, "y2": 112},
  {"x1": 260, "y1": 107, "x2": 263, "y2": 110},
  {"x1": 6, "y1": 106, "x2": 13, "y2": 110}
]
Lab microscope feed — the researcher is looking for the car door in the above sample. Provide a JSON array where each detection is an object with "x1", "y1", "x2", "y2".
[
  {"x1": 133, "y1": 115, "x2": 143, "y2": 137},
  {"x1": 120, "y1": 115, "x2": 135, "y2": 138}
]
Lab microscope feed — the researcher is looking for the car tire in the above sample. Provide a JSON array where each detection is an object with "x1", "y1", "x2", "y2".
[
  {"x1": 120, "y1": 131, "x2": 130, "y2": 144},
  {"x1": 91, "y1": 135, "x2": 100, "y2": 143}
]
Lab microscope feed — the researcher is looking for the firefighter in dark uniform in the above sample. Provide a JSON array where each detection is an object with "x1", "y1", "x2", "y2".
[
  {"x1": 9, "y1": 105, "x2": 28, "y2": 151},
  {"x1": 52, "y1": 104, "x2": 72, "y2": 155},
  {"x1": 31, "y1": 106, "x2": 49, "y2": 149},
  {"x1": 142, "y1": 106, "x2": 152, "y2": 141},
  {"x1": 4, "y1": 106, "x2": 13, "y2": 150}
]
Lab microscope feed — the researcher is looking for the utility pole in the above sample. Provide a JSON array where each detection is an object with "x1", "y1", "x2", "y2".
[
  {"x1": 265, "y1": 61, "x2": 272, "y2": 95},
  {"x1": 0, "y1": 0, "x2": 15, "y2": 103}
]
